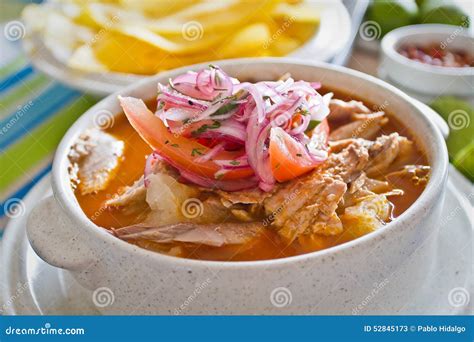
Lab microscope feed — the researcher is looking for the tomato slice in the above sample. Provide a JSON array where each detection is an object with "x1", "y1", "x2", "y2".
[
  {"x1": 269, "y1": 120, "x2": 329, "y2": 183},
  {"x1": 269, "y1": 127, "x2": 314, "y2": 182},
  {"x1": 119, "y1": 96, "x2": 253, "y2": 180}
]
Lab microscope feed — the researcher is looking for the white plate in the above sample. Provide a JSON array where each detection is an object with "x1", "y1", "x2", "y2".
[
  {"x1": 22, "y1": 0, "x2": 351, "y2": 96},
  {"x1": 1, "y1": 167, "x2": 472, "y2": 315}
]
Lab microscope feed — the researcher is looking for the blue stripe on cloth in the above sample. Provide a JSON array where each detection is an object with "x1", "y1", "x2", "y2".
[
  {"x1": 0, "y1": 163, "x2": 51, "y2": 220},
  {"x1": 0, "y1": 83, "x2": 80, "y2": 151},
  {"x1": 0, "y1": 65, "x2": 34, "y2": 94}
]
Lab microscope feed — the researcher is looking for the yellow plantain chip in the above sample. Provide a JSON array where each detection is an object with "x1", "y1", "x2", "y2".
[
  {"x1": 119, "y1": 0, "x2": 194, "y2": 18},
  {"x1": 68, "y1": 44, "x2": 107, "y2": 72},
  {"x1": 22, "y1": 0, "x2": 320, "y2": 75},
  {"x1": 268, "y1": 36, "x2": 301, "y2": 56},
  {"x1": 271, "y1": 2, "x2": 321, "y2": 24},
  {"x1": 217, "y1": 23, "x2": 271, "y2": 58},
  {"x1": 148, "y1": 0, "x2": 279, "y2": 35}
]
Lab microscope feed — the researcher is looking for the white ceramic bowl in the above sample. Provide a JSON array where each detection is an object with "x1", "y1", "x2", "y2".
[
  {"x1": 23, "y1": 0, "x2": 351, "y2": 96},
  {"x1": 26, "y1": 58, "x2": 449, "y2": 315},
  {"x1": 380, "y1": 24, "x2": 474, "y2": 102}
]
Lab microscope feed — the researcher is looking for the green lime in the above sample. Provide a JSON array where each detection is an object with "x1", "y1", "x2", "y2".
[
  {"x1": 430, "y1": 96, "x2": 474, "y2": 159},
  {"x1": 453, "y1": 141, "x2": 474, "y2": 182},
  {"x1": 367, "y1": 0, "x2": 418, "y2": 37},
  {"x1": 415, "y1": 0, "x2": 427, "y2": 8},
  {"x1": 419, "y1": 0, "x2": 470, "y2": 27}
]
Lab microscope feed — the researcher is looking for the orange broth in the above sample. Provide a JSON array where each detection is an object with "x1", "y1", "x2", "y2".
[{"x1": 74, "y1": 94, "x2": 428, "y2": 261}]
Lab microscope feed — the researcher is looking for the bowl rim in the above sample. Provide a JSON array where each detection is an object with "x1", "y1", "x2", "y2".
[
  {"x1": 52, "y1": 57, "x2": 448, "y2": 269},
  {"x1": 381, "y1": 24, "x2": 474, "y2": 76}
]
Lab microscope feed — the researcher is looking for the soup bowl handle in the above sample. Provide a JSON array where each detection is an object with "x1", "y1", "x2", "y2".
[{"x1": 26, "y1": 196, "x2": 95, "y2": 271}]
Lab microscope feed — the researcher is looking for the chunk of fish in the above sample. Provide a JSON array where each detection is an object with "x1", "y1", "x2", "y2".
[
  {"x1": 328, "y1": 99, "x2": 371, "y2": 122},
  {"x1": 215, "y1": 187, "x2": 274, "y2": 207},
  {"x1": 325, "y1": 140, "x2": 370, "y2": 183},
  {"x1": 105, "y1": 160, "x2": 184, "y2": 214},
  {"x1": 69, "y1": 129, "x2": 124, "y2": 195},
  {"x1": 329, "y1": 112, "x2": 387, "y2": 141},
  {"x1": 385, "y1": 165, "x2": 430, "y2": 187},
  {"x1": 365, "y1": 133, "x2": 403, "y2": 177},
  {"x1": 341, "y1": 172, "x2": 400, "y2": 209},
  {"x1": 350, "y1": 172, "x2": 392, "y2": 194},
  {"x1": 275, "y1": 176, "x2": 347, "y2": 240},
  {"x1": 265, "y1": 133, "x2": 409, "y2": 241},
  {"x1": 113, "y1": 221, "x2": 264, "y2": 247},
  {"x1": 105, "y1": 176, "x2": 148, "y2": 215}
]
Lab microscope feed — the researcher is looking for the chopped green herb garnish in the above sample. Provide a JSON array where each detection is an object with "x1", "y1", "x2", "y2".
[
  {"x1": 170, "y1": 143, "x2": 179, "y2": 148},
  {"x1": 306, "y1": 120, "x2": 320, "y2": 132},
  {"x1": 191, "y1": 148, "x2": 204, "y2": 156},
  {"x1": 211, "y1": 102, "x2": 238, "y2": 117},
  {"x1": 191, "y1": 121, "x2": 221, "y2": 136},
  {"x1": 229, "y1": 160, "x2": 240, "y2": 166}
]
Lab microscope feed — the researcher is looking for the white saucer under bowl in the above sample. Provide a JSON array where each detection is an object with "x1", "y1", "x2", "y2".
[{"x1": 1, "y1": 168, "x2": 472, "y2": 315}]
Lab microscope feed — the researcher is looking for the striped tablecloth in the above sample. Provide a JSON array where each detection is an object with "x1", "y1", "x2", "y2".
[{"x1": 0, "y1": 37, "x2": 98, "y2": 232}]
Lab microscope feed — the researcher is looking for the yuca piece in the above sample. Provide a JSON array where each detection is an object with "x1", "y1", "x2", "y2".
[{"x1": 69, "y1": 129, "x2": 124, "y2": 195}]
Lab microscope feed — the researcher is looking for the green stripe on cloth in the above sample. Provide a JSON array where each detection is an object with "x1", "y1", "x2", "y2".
[
  {"x1": 0, "y1": 74, "x2": 50, "y2": 119},
  {"x1": 0, "y1": 153, "x2": 52, "y2": 202},
  {"x1": 0, "y1": 95, "x2": 97, "y2": 191},
  {"x1": 0, "y1": 55, "x2": 27, "y2": 78}
]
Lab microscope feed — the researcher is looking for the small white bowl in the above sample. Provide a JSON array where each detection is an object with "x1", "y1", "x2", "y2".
[{"x1": 380, "y1": 24, "x2": 474, "y2": 101}]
